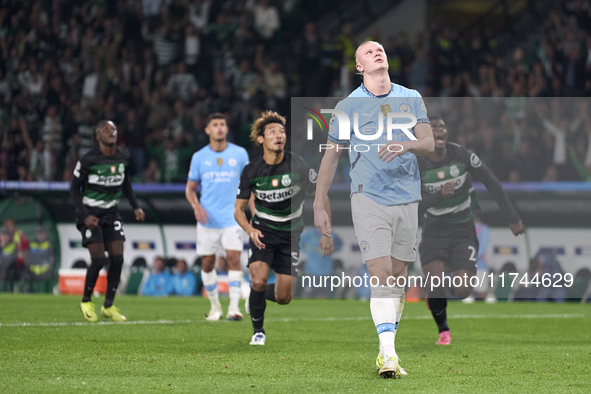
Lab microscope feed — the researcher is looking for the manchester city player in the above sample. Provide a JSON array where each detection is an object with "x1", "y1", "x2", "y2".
[
  {"x1": 186, "y1": 113, "x2": 250, "y2": 321},
  {"x1": 313, "y1": 41, "x2": 434, "y2": 378}
]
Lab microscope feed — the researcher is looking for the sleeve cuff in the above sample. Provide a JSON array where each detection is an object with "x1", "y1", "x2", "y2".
[
  {"x1": 416, "y1": 118, "x2": 430, "y2": 124},
  {"x1": 327, "y1": 134, "x2": 350, "y2": 146}
]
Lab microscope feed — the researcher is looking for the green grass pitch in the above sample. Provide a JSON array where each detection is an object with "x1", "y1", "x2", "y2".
[{"x1": 0, "y1": 295, "x2": 590, "y2": 393}]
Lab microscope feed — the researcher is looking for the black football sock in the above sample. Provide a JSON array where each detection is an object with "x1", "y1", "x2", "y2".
[
  {"x1": 427, "y1": 297, "x2": 449, "y2": 333},
  {"x1": 264, "y1": 283, "x2": 277, "y2": 302},
  {"x1": 82, "y1": 257, "x2": 109, "y2": 303},
  {"x1": 249, "y1": 287, "x2": 266, "y2": 334},
  {"x1": 104, "y1": 255, "x2": 124, "y2": 308}
]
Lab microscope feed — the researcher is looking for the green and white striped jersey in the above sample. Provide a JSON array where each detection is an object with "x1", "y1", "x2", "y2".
[
  {"x1": 418, "y1": 143, "x2": 480, "y2": 224},
  {"x1": 237, "y1": 151, "x2": 317, "y2": 232},
  {"x1": 72, "y1": 146, "x2": 131, "y2": 214}
]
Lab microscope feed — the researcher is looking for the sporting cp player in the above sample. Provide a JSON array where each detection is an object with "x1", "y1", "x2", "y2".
[
  {"x1": 186, "y1": 113, "x2": 250, "y2": 321},
  {"x1": 417, "y1": 115, "x2": 524, "y2": 345},
  {"x1": 234, "y1": 110, "x2": 334, "y2": 346},
  {"x1": 314, "y1": 41, "x2": 434, "y2": 379},
  {"x1": 70, "y1": 120, "x2": 145, "y2": 322}
]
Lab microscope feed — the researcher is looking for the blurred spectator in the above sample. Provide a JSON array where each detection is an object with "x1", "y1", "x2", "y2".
[
  {"x1": 167, "y1": 63, "x2": 198, "y2": 103},
  {"x1": 533, "y1": 248, "x2": 567, "y2": 302},
  {"x1": 172, "y1": 258, "x2": 196, "y2": 296},
  {"x1": 141, "y1": 256, "x2": 173, "y2": 297},
  {"x1": 4, "y1": 219, "x2": 29, "y2": 271},
  {"x1": 22, "y1": 226, "x2": 55, "y2": 288},
  {"x1": 145, "y1": 132, "x2": 193, "y2": 183},
  {"x1": 0, "y1": 226, "x2": 18, "y2": 290},
  {"x1": 253, "y1": 0, "x2": 280, "y2": 41}
]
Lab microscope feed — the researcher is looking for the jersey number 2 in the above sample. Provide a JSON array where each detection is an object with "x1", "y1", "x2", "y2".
[
  {"x1": 468, "y1": 246, "x2": 477, "y2": 262},
  {"x1": 114, "y1": 221, "x2": 124, "y2": 236}
]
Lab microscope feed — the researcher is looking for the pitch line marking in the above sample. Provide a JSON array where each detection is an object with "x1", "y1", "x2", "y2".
[{"x1": 0, "y1": 314, "x2": 585, "y2": 328}]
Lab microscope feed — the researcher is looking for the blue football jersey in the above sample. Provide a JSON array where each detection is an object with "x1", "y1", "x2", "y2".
[
  {"x1": 327, "y1": 83, "x2": 429, "y2": 206},
  {"x1": 188, "y1": 143, "x2": 249, "y2": 228}
]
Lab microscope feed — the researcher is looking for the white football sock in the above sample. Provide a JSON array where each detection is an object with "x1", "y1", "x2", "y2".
[
  {"x1": 391, "y1": 285, "x2": 406, "y2": 344},
  {"x1": 228, "y1": 270, "x2": 243, "y2": 312},
  {"x1": 201, "y1": 270, "x2": 221, "y2": 308},
  {"x1": 370, "y1": 285, "x2": 396, "y2": 360}
]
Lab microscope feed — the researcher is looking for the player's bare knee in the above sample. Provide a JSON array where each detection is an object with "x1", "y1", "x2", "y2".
[
  {"x1": 201, "y1": 256, "x2": 216, "y2": 273},
  {"x1": 226, "y1": 252, "x2": 241, "y2": 270},
  {"x1": 277, "y1": 294, "x2": 291, "y2": 304},
  {"x1": 251, "y1": 277, "x2": 268, "y2": 292},
  {"x1": 455, "y1": 286, "x2": 473, "y2": 299}
]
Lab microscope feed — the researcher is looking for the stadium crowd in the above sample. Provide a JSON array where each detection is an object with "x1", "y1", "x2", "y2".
[{"x1": 1, "y1": 0, "x2": 591, "y2": 183}]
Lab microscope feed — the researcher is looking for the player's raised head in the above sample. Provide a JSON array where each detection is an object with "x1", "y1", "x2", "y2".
[
  {"x1": 429, "y1": 114, "x2": 447, "y2": 149},
  {"x1": 94, "y1": 120, "x2": 117, "y2": 146},
  {"x1": 205, "y1": 113, "x2": 228, "y2": 142},
  {"x1": 355, "y1": 41, "x2": 388, "y2": 77},
  {"x1": 250, "y1": 110, "x2": 286, "y2": 153}
]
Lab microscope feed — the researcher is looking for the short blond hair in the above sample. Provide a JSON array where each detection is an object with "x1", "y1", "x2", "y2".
[{"x1": 250, "y1": 110, "x2": 286, "y2": 146}]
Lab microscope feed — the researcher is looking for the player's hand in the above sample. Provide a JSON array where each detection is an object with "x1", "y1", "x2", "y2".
[
  {"x1": 378, "y1": 141, "x2": 411, "y2": 163},
  {"x1": 135, "y1": 208, "x2": 145, "y2": 222},
  {"x1": 441, "y1": 181, "x2": 456, "y2": 199},
  {"x1": 249, "y1": 228, "x2": 265, "y2": 250},
  {"x1": 314, "y1": 208, "x2": 332, "y2": 238},
  {"x1": 510, "y1": 220, "x2": 525, "y2": 236},
  {"x1": 319, "y1": 234, "x2": 334, "y2": 257},
  {"x1": 84, "y1": 215, "x2": 99, "y2": 230},
  {"x1": 193, "y1": 205, "x2": 209, "y2": 225}
]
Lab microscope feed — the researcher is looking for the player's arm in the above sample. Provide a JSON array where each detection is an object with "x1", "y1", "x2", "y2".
[
  {"x1": 234, "y1": 198, "x2": 265, "y2": 250},
  {"x1": 469, "y1": 153, "x2": 524, "y2": 235},
  {"x1": 185, "y1": 180, "x2": 208, "y2": 225},
  {"x1": 313, "y1": 139, "x2": 344, "y2": 237},
  {"x1": 311, "y1": 190, "x2": 334, "y2": 257},
  {"x1": 248, "y1": 193, "x2": 256, "y2": 220},
  {"x1": 234, "y1": 166, "x2": 264, "y2": 249},
  {"x1": 122, "y1": 170, "x2": 145, "y2": 222},
  {"x1": 378, "y1": 123, "x2": 434, "y2": 162},
  {"x1": 69, "y1": 159, "x2": 98, "y2": 229}
]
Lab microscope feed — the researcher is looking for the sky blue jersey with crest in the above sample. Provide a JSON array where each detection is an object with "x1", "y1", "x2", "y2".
[
  {"x1": 327, "y1": 83, "x2": 430, "y2": 206},
  {"x1": 188, "y1": 143, "x2": 249, "y2": 229}
]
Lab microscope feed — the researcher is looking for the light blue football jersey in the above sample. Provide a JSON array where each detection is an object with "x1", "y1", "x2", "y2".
[
  {"x1": 188, "y1": 143, "x2": 249, "y2": 229},
  {"x1": 327, "y1": 83, "x2": 430, "y2": 206}
]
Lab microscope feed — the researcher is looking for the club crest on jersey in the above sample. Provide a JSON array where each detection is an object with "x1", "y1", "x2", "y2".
[
  {"x1": 272, "y1": 179, "x2": 279, "y2": 187},
  {"x1": 110, "y1": 166, "x2": 116, "y2": 174},
  {"x1": 450, "y1": 165, "x2": 459, "y2": 177},
  {"x1": 400, "y1": 104, "x2": 411, "y2": 113},
  {"x1": 281, "y1": 174, "x2": 291, "y2": 187},
  {"x1": 217, "y1": 158, "x2": 223, "y2": 166},
  {"x1": 437, "y1": 171, "x2": 445, "y2": 179},
  {"x1": 228, "y1": 158, "x2": 237, "y2": 167},
  {"x1": 119, "y1": 163, "x2": 124, "y2": 173}
]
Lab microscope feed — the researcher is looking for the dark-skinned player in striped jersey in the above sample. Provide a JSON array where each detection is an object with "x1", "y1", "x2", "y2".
[
  {"x1": 70, "y1": 120, "x2": 145, "y2": 323},
  {"x1": 234, "y1": 111, "x2": 334, "y2": 346},
  {"x1": 418, "y1": 115, "x2": 524, "y2": 345}
]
